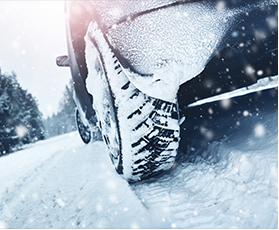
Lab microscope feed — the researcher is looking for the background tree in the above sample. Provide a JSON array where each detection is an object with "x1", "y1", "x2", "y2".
[
  {"x1": 43, "y1": 79, "x2": 77, "y2": 138},
  {"x1": 0, "y1": 69, "x2": 45, "y2": 154}
]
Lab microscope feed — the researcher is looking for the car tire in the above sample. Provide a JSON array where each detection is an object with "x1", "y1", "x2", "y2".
[
  {"x1": 76, "y1": 109, "x2": 91, "y2": 144},
  {"x1": 85, "y1": 22, "x2": 180, "y2": 181}
]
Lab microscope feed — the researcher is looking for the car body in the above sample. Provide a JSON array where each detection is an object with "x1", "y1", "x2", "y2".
[{"x1": 57, "y1": 0, "x2": 278, "y2": 181}]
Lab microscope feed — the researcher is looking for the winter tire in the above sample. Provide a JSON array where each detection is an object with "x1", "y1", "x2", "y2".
[
  {"x1": 76, "y1": 109, "x2": 91, "y2": 144},
  {"x1": 85, "y1": 22, "x2": 180, "y2": 181},
  {"x1": 60, "y1": 1, "x2": 278, "y2": 182}
]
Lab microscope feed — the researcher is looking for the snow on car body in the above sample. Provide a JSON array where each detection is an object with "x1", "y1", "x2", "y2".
[{"x1": 57, "y1": 0, "x2": 278, "y2": 181}]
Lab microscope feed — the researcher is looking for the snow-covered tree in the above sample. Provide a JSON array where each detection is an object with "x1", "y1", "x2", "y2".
[
  {"x1": 43, "y1": 79, "x2": 77, "y2": 138},
  {"x1": 0, "y1": 69, "x2": 45, "y2": 154}
]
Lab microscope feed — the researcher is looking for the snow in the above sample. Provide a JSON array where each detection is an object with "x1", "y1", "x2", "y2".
[
  {"x1": 0, "y1": 88, "x2": 277, "y2": 228},
  {"x1": 85, "y1": 22, "x2": 179, "y2": 180},
  {"x1": 0, "y1": 133, "x2": 165, "y2": 228},
  {"x1": 102, "y1": 0, "x2": 276, "y2": 103},
  {"x1": 104, "y1": 1, "x2": 234, "y2": 102},
  {"x1": 84, "y1": 0, "x2": 277, "y2": 103}
]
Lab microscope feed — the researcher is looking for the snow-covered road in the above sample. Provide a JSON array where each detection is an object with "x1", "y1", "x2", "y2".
[
  {"x1": 0, "y1": 88, "x2": 277, "y2": 228},
  {"x1": 0, "y1": 134, "x2": 163, "y2": 228}
]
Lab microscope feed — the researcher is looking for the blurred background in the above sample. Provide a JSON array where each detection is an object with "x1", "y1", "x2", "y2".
[
  {"x1": 0, "y1": 1, "x2": 77, "y2": 153},
  {"x1": 0, "y1": 1, "x2": 70, "y2": 118}
]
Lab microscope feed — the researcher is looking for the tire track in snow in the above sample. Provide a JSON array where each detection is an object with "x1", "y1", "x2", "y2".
[
  {"x1": 0, "y1": 89, "x2": 276, "y2": 228},
  {"x1": 0, "y1": 132, "x2": 84, "y2": 228},
  {"x1": 131, "y1": 89, "x2": 277, "y2": 228},
  {"x1": 0, "y1": 133, "x2": 169, "y2": 228}
]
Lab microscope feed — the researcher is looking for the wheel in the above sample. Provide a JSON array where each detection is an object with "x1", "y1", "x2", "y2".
[
  {"x1": 76, "y1": 109, "x2": 91, "y2": 144},
  {"x1": 85, "y1": 22, "x2": 180, "y2": 181}
]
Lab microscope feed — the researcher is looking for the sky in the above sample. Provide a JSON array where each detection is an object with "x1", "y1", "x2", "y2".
[{"x1": 0, "y1": 1, "x2": 71, "y2": 118}]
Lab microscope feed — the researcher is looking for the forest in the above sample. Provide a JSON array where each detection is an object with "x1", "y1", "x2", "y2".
[
  {"x1": 0, "y1": 69, "x2": 76, "y2": 155},
  {"x1": 43, "y1": 79, "x2": 77, "y2": 139},
  {"x1": 0, "y1": 69, "x2": 44, "y2": 154}
]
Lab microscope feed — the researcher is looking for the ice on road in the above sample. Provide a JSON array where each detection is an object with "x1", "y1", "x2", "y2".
[{"x1": 0, "y1": 89, "x2": 277, "y2": 228}]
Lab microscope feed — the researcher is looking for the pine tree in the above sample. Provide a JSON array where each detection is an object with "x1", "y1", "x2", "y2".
[
  {"x1": 0, "y1": 69, "x2": 45, "y2": 154},
  {"x1": 43, "y1": 79, "x2": 77, "y2": 138}
]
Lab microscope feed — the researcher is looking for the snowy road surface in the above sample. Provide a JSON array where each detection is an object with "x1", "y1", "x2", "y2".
[{"x1": 0, "y1": 88, "x2": 277, "y2": 228}]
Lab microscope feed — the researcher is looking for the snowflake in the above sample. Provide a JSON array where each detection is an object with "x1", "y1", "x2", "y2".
[
  {"x1": 245, "y1": 65, "x2": 255, "y2": 75},
  {"x1": 254, "y1": 124, "x2": 265, "y2": 137},
  {"x1": 216, "y1": 1, "x2": 226, "y2": 10},
  {"x1": 257, "y1": 70, "x2": 263, "y2": 76},
  {"x1": 208, "y1": 108, "x2": 214, "y2": 115},
  {"x1": 220, "y1": 99, "x2": 232, "y2": 109},
  {"x1": 15, "y1": 125, "x2": 28, "y2": 138},
  {"x1": 243, "y1": 110, "x2": 249, "y2": 117}
]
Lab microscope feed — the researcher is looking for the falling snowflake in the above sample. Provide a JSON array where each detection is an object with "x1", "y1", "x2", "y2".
[
  {"x1": 220, "y1": 99, "x2": 232, "y2": 109},
  {"x1": 266, "y1": 16, "x2": 278, "y2": 30},
  {"x1": 257, "y1": 70, "x2": 263, "y2": 76},
  {"x1": 15, "y1": 124, "x2": 28, "y2": 138},
  {"x1": 245, "y1": 65, "x2": 255, "y2": 75},
  {"x1": 243, "y1": 110, "x2": 249, "y2": 117},
  {"x1": 208, "y1": 107, "x2": 214, "y2": 115},
  {"x1": 254, "y1": 123, "x2": 265, "y2": 137},
  {"x1": 231, "y1": 31, "x2": 239, "y2": 37},
  {"x1": 216, "y1": 1, "x2": 226, "y2": 10}
]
